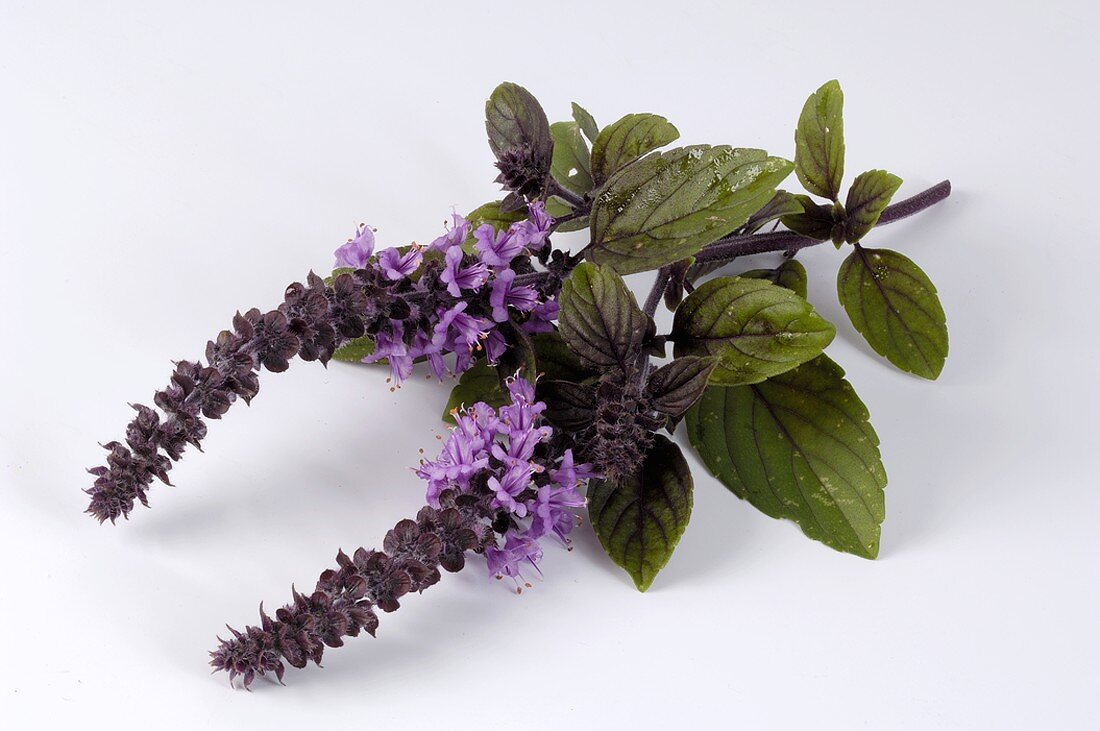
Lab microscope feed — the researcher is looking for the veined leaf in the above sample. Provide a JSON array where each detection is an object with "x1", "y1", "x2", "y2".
[
  {"x1": 530, "y1": 331, "x2": 597, "y2": 382},
  {"x1": 739, "y1": 259, "x2": 809, "y2": 298},
  {"x1": 590, "y1": 113, "x2": 679, "y2": 184},
  {"x1": 795, "y1": 80, "x2": 845, "y2": 201},
  {"x1": 485, "y1": 82, "x2": 553, "y2": 164},
  {"x1": 645, "y1": 356, "x2": 718, "y2": 418},
  {"x1": 558, "y1": 262, "x2": 647, "y2": 368},
  {"x1": 332, "y1": 334, "x2": 375, "y2": 363},
  {"x1": 742, "y1": 190, "x2": 804, "y2": 234},
  {"x1": 837, "y1": 246, "x2": 948, "y2": 379},
  {"x1": 685, "y1": 354, "x2": 886, "y2": 558},
  {"x1": 591, "y1": 146, "x2": 793, "y2": 275},
  {"x1": 671, "y1": 276, "x2": 835, "y2": 385},
  {"x1": 845, "y1": 170, "x2": 903, "y2": 243},
  {"x1": 588, "y1": 434, "x2": 693, "y2": 591},
  {"x1": 550, "y1": 121, "x2": 594, "y2": 197},
  {"x1": 538, "y1": 380, "x2": 597, "y2": 431},
  {"x1": 572, "y1": 102, "x2": 599, "y2": 144}
]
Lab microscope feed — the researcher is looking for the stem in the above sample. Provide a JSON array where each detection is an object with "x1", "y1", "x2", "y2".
[
  {"x1": 693, "y1": 179, "x2": 951, "y2": 265},
  {"x1": 642, "y1": 266, "x2": 671, "y2": 318},
  {"x1": 546, "y1": 180, "x2": 586, "y2": 209},
  {"x1": 514, "y1": 271, "x2": 553, "y2": 288}
]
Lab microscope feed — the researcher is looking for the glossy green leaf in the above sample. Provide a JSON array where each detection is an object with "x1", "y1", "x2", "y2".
[
  {"x1": 590, "y1": 113, "x2": 679, "y2": 184},
  {"x1": 837, "y1": 246, "x2": 948, "y2": 379},
  {"x1": 742, "y1": 190, "x2": 804, "y2": 234},
  {"x1": 684, "y1": 354, "x2": 886, "y2": 558},
  {"x1": 530, "y1": 332, "x2": 597, "y2": 382},
  {"x1": 845, "y1": 170, "x2": 903, "y2": 243},
  {"x1": 485, "y1": 82, "x2": 553, "y2": 164},
  {"x1": 739, "y1": 259, "x2": 809, "y2": 299},
  {"x1": 558, "y1": 262, "x2": 648, "y2": 368},
  {"x1": 550, "y1": 121, "x2": 594, "y2": 197},
  {"x1": 795, "y1": 80, "x2": 845, "y2": 201},
  {"x1": 572, "y1": 102, "x2": 599, "y2": 144},
  {"x1": 588, "y1": 434, "x2": 693, "y2": 591},
  {"x1": 782, "y1": 195, "x2": 838, "y2": 241},
  {"x1": 671, "y1": 276, "x2": 835, "y2": 385},
  {"x1": 332, "y1": 334, "x2": 376, "y2": 363},
  {"x1": 590, "y1": 146, "x2": 794, "y2": 275},
  {"x1": 442, "y1": 360, "x2": 507, "y2": 423},
  {"x1": 645, "y1": 355, "x2": 718, "y2": 418}
]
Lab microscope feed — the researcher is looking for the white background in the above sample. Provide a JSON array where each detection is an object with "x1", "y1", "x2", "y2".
[{"x1": 1, "y1": 1, "x2": 1097, "y2": 728}]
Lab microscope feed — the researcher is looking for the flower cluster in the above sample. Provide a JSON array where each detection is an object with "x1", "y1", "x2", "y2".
[
  {"x1": 209, "y1": 493, "x2": 491, "y2": 688},
  {"x1": 86, "y1": 204, "x2": 558, "y2": 524},
  {"x1": 210, "y1": 379, "x2": 591, "y2": 687},
  {"x1": 356, "y1": 203, "x2": 557, "y2": 385},
  {"x1": 418, "y1": 377, "x2": 594, "y2": 584}
]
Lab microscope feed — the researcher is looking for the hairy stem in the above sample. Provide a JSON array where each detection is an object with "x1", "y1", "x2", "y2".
[
  {"x1": 642, "y1": 266, "x2": 671, "y2": 318},
  {"x1": 693, "y1": 180, "x2": 951, "y2": 265}
]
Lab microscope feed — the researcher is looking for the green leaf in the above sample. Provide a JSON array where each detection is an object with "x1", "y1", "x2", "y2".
[
  {"x1": 795, "y1": 80, "x2": 845, "y2": 201},
  {"x1": 645, "y1": 355, "x2": 719, "y2": 418},
  {"x1": 588, "y1": 434, "x2": 693, "y2": 591},
  {"x1": 530, "y1": 331, "x2": 597, "y2": 382},
  {"x1": 684, "y1": 354, "x2": 886, "y2": 558},
  {"x1": 332, "y1": 334, "x2": 376, "y2": 363},
  {"x1": 837, "y1": 246, "x2": 948, "y2": 379},
  {"x1": 538, "y1": 380, "x2": 597, "y2": 431},
  {"x1": 558, "y1": 262, "x2": 648, "y2": 368},
  {"x1": 485, "y1": 81, "x2": 553, "y2": 164},
  {"x1": 442, "y1": 360, "x2": 507, "y2": 423},
  {"x1": 572, "y1": 102, "x2": 599, "y2": 144},
  {"x1": 739, "y1": 259, "x2": 809, "y2": 299},
  {"x1": 550, "y1": 121, "x2": 594, "y2": 197},
  {"x1": 845, "y1": 170, "x2": 903, "y2": 243},
  {"x1": 671, "y1": 276, "x2": 835, "y2": 385},
  {"x1": 590, "y1": 113, "x2": 679, "y2": 184},
  {"x1": 781, "y1": 194, "x2": 838, "y2": 241},
  {"x1": 741, "y1": 190, "x2": 804, "y2": 234},
  {"x1": 590, "y1": 146, "x2": 794, "y2": 275}
]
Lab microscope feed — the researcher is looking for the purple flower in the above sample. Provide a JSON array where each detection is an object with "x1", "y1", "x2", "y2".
[
  {"x1": 489, "y1": 269, "x2": 540, "y2": 323},
  {"x1": 521, "y1": 298, "x2": 559, "y2": 334},
  {"x1": 363, "y1": 320, "x2": 413, "y2": 385},
  {"x1": 491, "y1": 425, "x2": 547, "y2": 468},
  {"x1": 428, "y1": 212, "x2": 470, "y2": 252},
  {"x1": 487, "y1": 463, "x2": 534, "y2": 517},
  {"x1": 518, "y1": 201, "x2": 553, "y2": 250},
  {"x1": 550, "y1": 448, "x2": 598, "y2": 488},
  {"x1": 377, "y1": 246, "x2": 423, "y2": 280},
  {"x1": 334, "y1": 224, "x2": 375, "y2": 269},
  {"x1": 409, "y1": 331, "x2": 448, "y2": 381},
  {"x1": 433, "y1": 303, "x2": 490, "y2": 352},
  {"x1": 473, "y1": 224, "x2": 526, "y2": 268},
  {"x1": 440, "y1": 246, "x2": 489, "y2": 297},
  {"x1": 417, "y1": 430, "x2": 491, "y2": 504},
  {"x1": 483, "y1": 329, "x2": 507, "y2": 364},
  {"x1": 485, "y1": 532, "x2": 543, "y2": 582},
  {"x1": 529, "y1": 481, "x2": 586, "y2": 542}
]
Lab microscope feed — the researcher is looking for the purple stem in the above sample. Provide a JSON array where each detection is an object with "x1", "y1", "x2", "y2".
[{"x1": 693, "y1": 180, "x2": 951, "y2": 265}]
